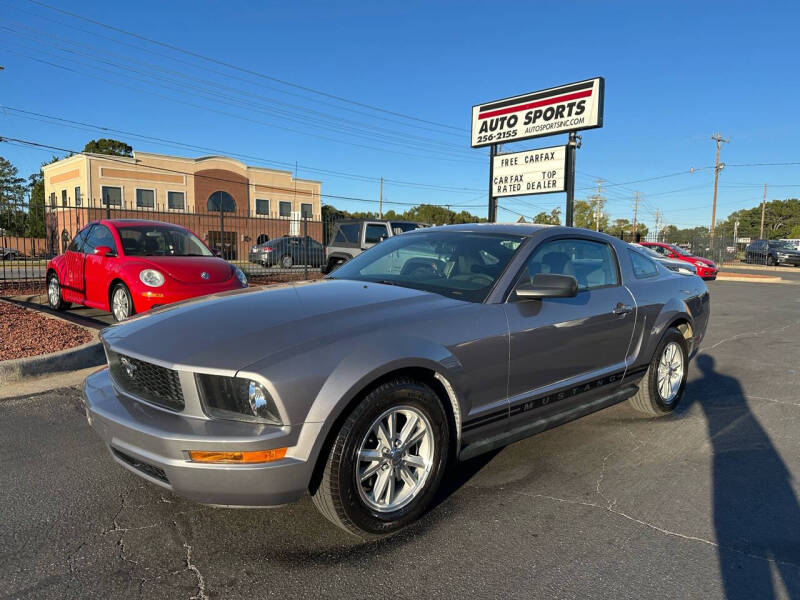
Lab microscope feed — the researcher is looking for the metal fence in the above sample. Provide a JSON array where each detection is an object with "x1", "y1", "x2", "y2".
[
  {"x1": 1, "y1": 196, "x2": 329, "y2": 294},
  {"x1": 620, "y1": 230, "x2": 739, "y2": 266}
]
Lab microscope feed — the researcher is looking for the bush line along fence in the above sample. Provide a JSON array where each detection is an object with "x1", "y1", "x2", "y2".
[{"x1": 2, "y1": 195, "x2": 742, "y2": 295}]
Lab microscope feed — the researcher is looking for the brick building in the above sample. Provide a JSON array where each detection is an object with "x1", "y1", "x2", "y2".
[{"x1": 41, "y1": 152, "x2": 322, "y2": 259}]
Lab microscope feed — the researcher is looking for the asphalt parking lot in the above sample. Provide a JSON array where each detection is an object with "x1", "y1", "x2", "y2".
[{"x1": 2, "y1": 272, "x2": 799, "y2": 599}]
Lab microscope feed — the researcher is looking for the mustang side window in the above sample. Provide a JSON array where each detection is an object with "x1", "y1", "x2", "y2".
[
  {"x1": 629, "y1": 249, "x2": 659, "y2": 278},
  {"x1": 520, "y1": 239, "x2": 619, "y2": 291}
]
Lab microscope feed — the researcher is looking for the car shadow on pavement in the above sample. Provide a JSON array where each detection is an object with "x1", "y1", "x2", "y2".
[{"x1": 681, "y1": 354, "x2": 800, "y2": 599}]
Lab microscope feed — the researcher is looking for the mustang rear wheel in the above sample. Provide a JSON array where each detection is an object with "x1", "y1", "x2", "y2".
[
  {"x1": 111, "y1": 283, "x2": 135, "y2": 322},
  {"x1": 629, "y1": 327, "x2": 688, "y2": 416},
  {"x1": 47, "y1": 273, "x2": 70, "y2": 311},
  {"x1": 311, "y1": 377, "x2": 450, "y2": 537},
  {"x1": 280, "y1": 254, "x2": 293, "y2": 269}
]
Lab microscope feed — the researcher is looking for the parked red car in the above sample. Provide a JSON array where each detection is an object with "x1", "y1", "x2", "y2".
[
  {"x1": 46, "y1": 220, "x2": 247, "y2": 321},
  {"x1": 638, "y1": 242, "x2": 717, "y2": 280}
]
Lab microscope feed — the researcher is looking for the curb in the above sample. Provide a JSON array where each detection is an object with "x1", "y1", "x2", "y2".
[
  {"x1": 716, "y1": 274, "x2": 784, "y2": 283},
  {"x1": 0, "y1": 303, "x2": 105, "y2": 385}
]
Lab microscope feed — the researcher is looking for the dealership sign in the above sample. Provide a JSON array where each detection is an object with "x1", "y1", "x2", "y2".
[
  {"x1": 492, "y1": 146, "x2": 566, "y2": 197},
  {"x1": 471, "y1": 78, "x2": 604, "y2": 148}
]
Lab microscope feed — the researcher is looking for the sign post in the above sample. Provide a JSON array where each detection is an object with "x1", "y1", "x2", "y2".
[{"x1": 471, "y1": 77, "x2": 604, "y2": 225}]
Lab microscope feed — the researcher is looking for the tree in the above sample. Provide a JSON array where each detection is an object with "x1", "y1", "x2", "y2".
[
  {"x1": 532, "y1": 208, "x2": 561, "y2": 225},
  {"x1": 573, "y1": 199, "x2": 608, "y2": 231},
  {"x1": 0, "y1": 157, "x2": 28, "y2": 235},
  {"x1": 717, "y1": 198, "x2": 800, "y2": 239},
  {"x1": 83, "y1": 138, "x2": 133, "y2": 157},
  {"x1": 607, "y1": 218, "x2": 649, "y2": 239}
]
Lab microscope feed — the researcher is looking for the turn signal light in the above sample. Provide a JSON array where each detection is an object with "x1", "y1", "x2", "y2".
[{"x1": 188, "y1": 448, "x2": 287, "y2": 464}]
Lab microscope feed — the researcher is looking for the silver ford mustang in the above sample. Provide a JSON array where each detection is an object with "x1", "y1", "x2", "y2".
[{"x1": 83, "y1": 224, "x2": 710, "y2": 536}]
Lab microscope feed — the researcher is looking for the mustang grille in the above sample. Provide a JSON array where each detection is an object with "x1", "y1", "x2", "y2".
[{"x1": 107, "y1": 350, "x2": 185, "y2": 411}]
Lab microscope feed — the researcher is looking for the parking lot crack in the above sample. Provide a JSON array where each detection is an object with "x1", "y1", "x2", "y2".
[
  {"x1": 706, "y1": 319, "x2": 800, "y2": 351},
  {"x1": 519, "y1": 491, "x2": 800, "y2": 571},
  {"x1": 172, "y1": 520, "x2": 209, "y2": 600}
]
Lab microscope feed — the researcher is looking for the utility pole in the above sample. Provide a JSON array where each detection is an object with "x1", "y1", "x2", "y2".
[
  {"x1": 710, "y1": 132, "x2": 729, "y2": 240},
  {"x1": 593, "y1": 178, "x2": 604, "y2": 231},
  {"x1": 653, "y1": 210, "x2": 663, "y2": 242},
  {"x1": 632, "y1": 191, "x2": 639, "y2": 239},
  {"x1": 760, "y1": 183, "x2": 767, "y2": 239},
  {"x1": 379, "y1": 177, "x2": 383, "y2": 219}
]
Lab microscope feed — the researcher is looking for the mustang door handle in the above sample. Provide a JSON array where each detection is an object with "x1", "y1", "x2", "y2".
[{"x1": 612, "y1": 303, "x2": 633, "y2": 316}]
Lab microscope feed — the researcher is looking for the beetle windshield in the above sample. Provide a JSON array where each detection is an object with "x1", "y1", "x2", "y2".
[
  {"x1": 329, "y1": 230, "x2": 525, "y2": 302},
  {"x1": 117, "y1": 225, "x2": 213, "y2": 257}
]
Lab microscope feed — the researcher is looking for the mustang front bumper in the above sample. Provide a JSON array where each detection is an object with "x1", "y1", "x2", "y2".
[{"x1": 82, "y1": 369, "x2": 319, "y2": 507}]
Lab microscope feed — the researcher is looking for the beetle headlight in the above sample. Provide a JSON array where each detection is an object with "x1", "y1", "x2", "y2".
[
  {"x1": 139, "y1": 269, "x2": 164, "y2": 287},
  {"x1": 195, "y1": 374, "x2": 281, "y2": 424},
  {"x1": 234, "y1": 266, "x2": 247, "y2": 286}
]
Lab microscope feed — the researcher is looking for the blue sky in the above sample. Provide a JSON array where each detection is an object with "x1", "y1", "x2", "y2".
[{"x1": 1, "y1": 0, "x2": 799, "y2": 231}]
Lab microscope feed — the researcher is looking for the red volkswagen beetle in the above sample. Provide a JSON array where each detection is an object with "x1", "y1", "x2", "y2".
[
  {"x1": 638, "y1": 241, "x2": 718, "y2": 280},
  {"x1": 46, "y1": 219, "x2": 247, "y2": 321}
]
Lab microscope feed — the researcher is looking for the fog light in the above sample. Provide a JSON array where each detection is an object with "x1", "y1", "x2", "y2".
[{"x1": 188, "y1": 448, "x2": 287, "y2": 463}]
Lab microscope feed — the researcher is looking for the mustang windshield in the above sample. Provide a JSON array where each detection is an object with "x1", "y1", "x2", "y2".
[
  {"x1": 117, "y1": 225, "x2": 213, "y2": 257},
  {"x1": 329, "y1": 230, "x2": 525, "y2": 302}
]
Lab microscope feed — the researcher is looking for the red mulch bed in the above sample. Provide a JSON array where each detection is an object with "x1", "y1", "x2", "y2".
[
  {"x1": 0, "y1": 283, "x2": 45, "y2": 297},
  {"x1": 0, "y1": 301, "x2": 93, "y2": 361}
]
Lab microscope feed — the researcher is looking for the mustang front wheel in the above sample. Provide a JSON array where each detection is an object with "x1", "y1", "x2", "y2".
[
  {"x1": 311, "y1": 377, "x2": 450, "y2": 537},
  {"x1": 629, "y1": 327, "x2": 688, "y2": 416}
]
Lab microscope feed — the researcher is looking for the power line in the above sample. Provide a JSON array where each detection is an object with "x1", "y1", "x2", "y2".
[
  {"x1": 1, "y1": 106, "x2": 487, "y2": 194},
  {"x1": 0, "y1": 22, "x2": 473, "y2": 155},
  {"x1": 2, "y1": 1, "x2": 467, "y2": 140},
  {"x1": 26, "y1": 0, "x2": 466, "y2": 133},
  {"x1": 0, "y1": 136, "x2": 487, "y2": 209},
  {"x1": 0, "y1": 43, "x2": 481, "y2": 164}
]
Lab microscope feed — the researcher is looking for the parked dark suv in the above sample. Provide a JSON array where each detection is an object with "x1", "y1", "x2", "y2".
[
  {"x1": 744, "y1": 239, "x2": 800, "y2": 266},
  {"x1": 248, "y1": 236, "x2": 324, "y2": 269}
]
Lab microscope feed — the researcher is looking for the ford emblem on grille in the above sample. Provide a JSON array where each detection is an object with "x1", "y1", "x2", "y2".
[
  {"x1": 120, "y1": 356, "x2": 137, "y2": 379},
  {"x1": 201, "y1": 271, "x2": 210, "y2": 280}
]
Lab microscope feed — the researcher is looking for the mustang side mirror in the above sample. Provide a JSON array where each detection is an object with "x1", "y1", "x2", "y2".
[
  {"x1": 94, "y1": 245, "x2": 114, "y2": 257},
  {"x1": 515, "y1": 273, "x2": 578, "y2": 299}
]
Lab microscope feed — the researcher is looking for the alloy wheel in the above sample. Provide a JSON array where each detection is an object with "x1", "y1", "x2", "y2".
[
  {"x1": 48, "y1": 276, "x2": 60, "y2": 308},
  {"x1": 356, "y1": 406, "x2": 434, "y2": 513},
  {"x1": 656, "y1": 341, "x2": 684, "y2": 403},
  {"x1": 112, "y1": 288, "x2": 130, "y2": 321}
]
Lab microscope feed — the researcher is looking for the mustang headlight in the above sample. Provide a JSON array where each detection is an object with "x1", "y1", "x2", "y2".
[
  {"x1": 195, "y1": 374, "x2": 281, "y2": 424},
  {"x1": 139, "y1": 269, "x2": 164, "y2": 287},
  {"x1": 234, "y1": 266, "x2": 248, "y2": 286}
]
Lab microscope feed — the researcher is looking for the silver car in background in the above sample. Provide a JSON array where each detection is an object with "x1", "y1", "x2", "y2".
[
  {"x1": 83, "y1": 224, "x2": 709, "y2": 536},
  {"x1": 630, "y1": 242, "x2": 697, "y2": 276}
]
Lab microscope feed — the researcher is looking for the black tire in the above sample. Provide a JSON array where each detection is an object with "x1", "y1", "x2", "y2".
[
  {"x1": 110, "y1": 282, "x2": 135, "y2": 322},
  {"x1": 767, "y1": 254, "x2": 776, "y2": 266},
  {"x1": 46, "y1": 272, "x2": 70, "y2": 311},
  {"x1": 311, "y1": 377, "x2": 450, "y2": 538},
  {"x1": 628, "y1": 327, "x2": 689, "y2": 416},
  {"x1": 280, "y1": 254, "x2": 293, "y2": 269}
]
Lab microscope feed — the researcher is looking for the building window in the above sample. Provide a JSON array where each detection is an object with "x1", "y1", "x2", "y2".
[
  {"x1": 102, "y1": 186, "x2": 122, "y2": 207},
  {"x1": 168, "y1": 191, "x2": 185, "y2": 210},
  {"x1": 301, "y1": 203, "x2": 313, "y2": 218},
  {"x1": 255, "y1": 199, "x2": 270, "y2": 216},
  {"x1": 207, "y1": 191, "x2": 236, "y2": 212},
  {"x1": 279, "y1": 201, "x2": 292, "y2": 217},
  {"x1": 61, "y1": 189, "x2": 67, "y2": 207},
  {"x1": 136, "y1": 189, "x2": 155, "y2": 208},
  {"x1": 49, "y1": 192, "x2": 56, "y2": 208},
  {"x1": 74, "y1": 186, "x2": 82, "y2": 207}
]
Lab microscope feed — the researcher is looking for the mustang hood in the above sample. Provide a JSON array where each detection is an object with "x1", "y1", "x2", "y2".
[
  {"x1": 135, "y1": 256, "x2": 233, "y2": 284},
  {"x1": 101, "y1": 279, "x2": 460, "y2": 371}
]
